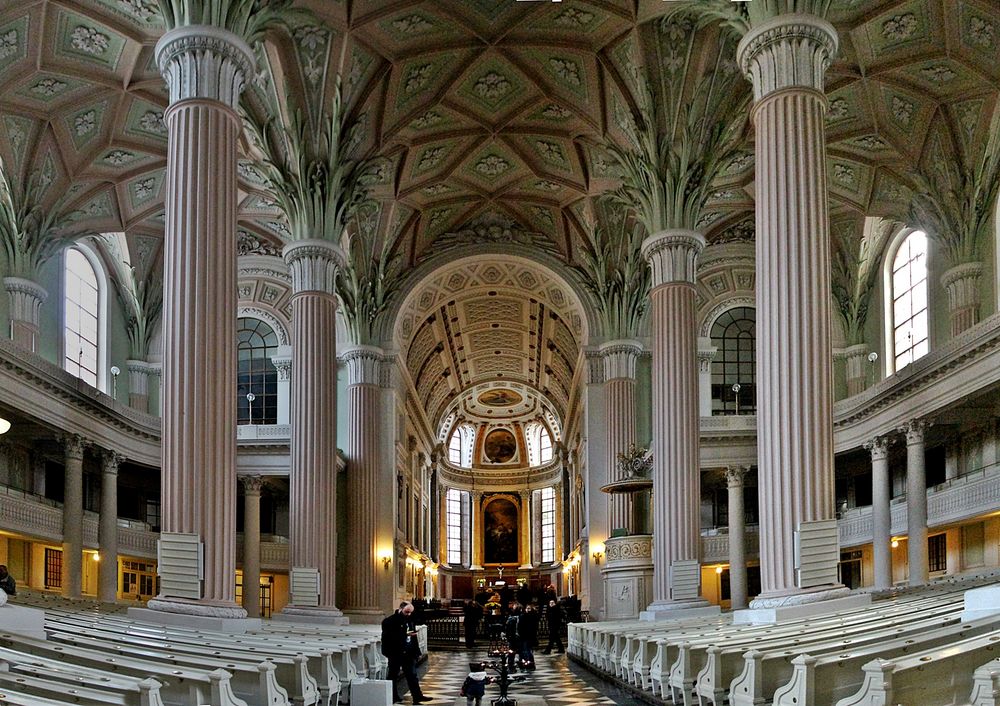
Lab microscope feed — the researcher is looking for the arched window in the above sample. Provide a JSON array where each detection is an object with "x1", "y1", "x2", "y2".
[
  {"x1": 710, "y1": 307, "x2": 756, "y2": 415},
  {"x1": 64, "y1": 247, "x2": 103, "y2": 388},
  {"x1": 448, "y1": 423, "x2": 474, "y2": 468},
  {"x1": 889, "y1": 230, "x2": 929, "y2": 372},
  {"x1": 237, "y1": 317, "x2": 278, "y2": 424},
  {"x1": 446, "y1": 487, "x2": 470, "y2": 566},
  {"x1": 525, "y1": 421, "x2": 554, "y2": 466},
  {"x1": 540, "y1": 486, "x2": 556, "y2": 563}
]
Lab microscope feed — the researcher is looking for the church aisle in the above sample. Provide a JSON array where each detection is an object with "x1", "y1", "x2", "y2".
[{"x1": 413, "y1": 648, "x2": 630, "y2": 705}]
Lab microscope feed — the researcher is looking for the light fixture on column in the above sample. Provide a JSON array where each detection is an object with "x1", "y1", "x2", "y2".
[
  {"x1": 380, "y1": 551, "x2": 392, "y2": 571},
  {"x1": 246, "y1": 392, "x2": 256, "y2": 425},
  {"x1": 732, "y1": 383, "x2": 741, "y2": 415},
  {"x1": 868, "y1": 351, "x2": 879, "y2": 386},
  {"x1": 891, "y1": 538, "x2": 900, "y2": 548},
  {"x1": 0, "y1": 418, "x2": 10, "y2": 435},
  {"x1": 715, "y1": 565, "x2": 724, "y2": 575},
  {"x1": 592, "y1": 550, "x2": 603, "y2": 565},
  {"x1": 591, "y1": 541, "x2": 605, "y2": 565},
  {"x1": 110, "y1": 366, "x2": 120, "y2": 400},
  {"x1": 92, "y1": 552, "x2": 101, "y2": 562}
]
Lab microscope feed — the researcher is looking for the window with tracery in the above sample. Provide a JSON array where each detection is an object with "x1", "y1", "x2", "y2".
[
  {"x1": 710, "y1": 307, "x2": 756, "y2": 415},
  {"x1": 890, "y1": 230, "x2": 929, "y2": 371},
  {"x1": 237, "y1": 317, "x2": 278, "y2": 424},
  {"x1": 64, "y1": 247, "x2": 101, "y2": 387}
]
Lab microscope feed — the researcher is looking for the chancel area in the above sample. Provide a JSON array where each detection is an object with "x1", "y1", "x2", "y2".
[{"x1": 1, "y1": 0, "x2": 1000, "y2": 704}]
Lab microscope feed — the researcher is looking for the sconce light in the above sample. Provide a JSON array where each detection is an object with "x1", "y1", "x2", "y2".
[
  {"x1": 380, "y1": 552, "x2": 392, "y2": 571},
  {"x1": 715, "y1": 565, "x2": 724, "y2": 575},
  {"x1": 246, "y1": 392, "x2": 256, "y2": 425},
  {"x1": 592, "y1": 551, "x2": 604, "y2": 565},
  {"x1": 891, "y1": 539, "x2": 899, "y2": 549},
  {"x1": 110, "y1": 366, "x2": 120, "y2": 400},
  {"x1": 0, "y1": 417, "x2": 10, "y2": 435},
  {"x1": 92, "y1": 552, "x2": 101, "y2": 562}
]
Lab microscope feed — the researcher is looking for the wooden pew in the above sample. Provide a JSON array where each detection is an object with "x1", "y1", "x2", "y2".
[{"x1": 0, "y1": 669, "x2": 165, "y2": 706}]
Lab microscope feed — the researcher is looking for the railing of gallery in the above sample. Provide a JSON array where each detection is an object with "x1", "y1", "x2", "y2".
[{"x1": 425, "y1": 610, "x2": 580, "y2": 647}]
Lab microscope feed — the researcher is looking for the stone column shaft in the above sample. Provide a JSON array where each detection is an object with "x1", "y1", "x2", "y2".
[
  {"x1": 284, "y1": 240, "x2": 344, "y2": 614},
  {"x1": 126, "y1": 360, "x2": 155, "y2": 413},
  {"x1": 343, "y1": 345, "x2": 384, "y2": 617},
  {"x1": 642, "y1": 230, "x2": 705, "y2": 609},
  {"x1": 844, "y1": 344, "x2": 869, "y2": 397},
  {"x1": 942, "y1": 263, "x2": 983, "y2": 336},
  {"x1": 153, "y1": 26, "x2": 253, "y2": 616},
  {"x1": 726, "y1": 466, "x2": 749, "y2": 610},
  {"x1": 866, "y1": 436, "x2": 892, "y2": 590},
  {"x1": 99, "y1": 451, "x2": 122, "y2": 603},
  {"x1": 62, "y1": 435, "x2": 85, "y2": 599},
  {"x1": 738, "y1": 15, "x2": 840, "y2": 601},
  {"x1": 601, "y1": 340, "x2": 641, "y2": 533},
  {"x1": 241, "y1": 475, "x2": 263, "y2": 618},
  {"x1": 4, "y1": 277, "x2": 47, "y2": 351},
  {"x1": 903, "y1": 421, "x2": 929, "y2": 586}
]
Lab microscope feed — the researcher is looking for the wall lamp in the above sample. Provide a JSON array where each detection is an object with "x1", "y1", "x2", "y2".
[
  {"x1": 592, "y1": 551, "x2": 604, "y2": 565},
  {"x1": 380, "y1": 552, "x2": 392, "y2": 571}
]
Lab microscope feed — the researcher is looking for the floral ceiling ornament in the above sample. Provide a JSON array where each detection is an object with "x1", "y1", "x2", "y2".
[
  {"x1": 968, "y1": 16, "x2": 996, "y2": 49},
  {"x1": 236, "y1": 229, "x2": 281, "y2": 257},
  {"x1": 882, "y1": 13, "x2": 918, "y2": 41},
  {"x1": 541, "y1": 104, "x2": 571, "y2": 119},
  {"x1": 548, "y1": 58, "x2": 581, "y2": 86},
  {"x1": 828, "y1": 98, "x2": 849, "y2": 120},
  {"x1": 118, "y1": 0, "x2": 158, "y2": 22},
  {"x1": 405, "y1": 64, "x2": 433, "y2": 93},
  {"x1": 430, "y1": 211, "x2": 562, "y2": 261},
  {"x1": 71, "y1": 26, "x2": 111, "y2": 55},
  {"x1": 474, "y1": 72, "x2": 511, "y2": 101},
  {"x1": 139, "y1": 110, "x2": 166, "y2": 134},
  {"x1": 75, "y1": 111, "x2": 97, "y2": 136},
  {"x1": 0, "y1": 30, "x2": 18, "y2": 59},
  {"x1": 134, "y1": 177, "x2": 156, "y2": 201},
  {"x1": 31, "y1": 78, "x2": 68, "y2": 97},
  {"x1": 920, "y1": 65, "x2": 957, "y2": 83},
  {"x1": 554, "y1": 8, "x2": 594, "y2": 27},
  {"x1": 475, "y1": 154, "x2": 510, "y2": 177}
]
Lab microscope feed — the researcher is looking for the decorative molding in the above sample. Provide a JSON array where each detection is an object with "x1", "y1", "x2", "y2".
[
  {"x1": 725, "y1": 466, "x2": 747, "y2": 488},
  {"x1": 863, "y1": 435, "x2": 892, "y2": 461},
  {"x1": 605, "y1": 534, "x2": 652, "y2": 562},
  {"x1": 642, "y1": 230, "x2": 705, "y2": 287},
  {"x1": 238, "y1": 306, "x2": 290, "y2": 346},
  {"x1": 155, "y1": 25, "x2": 255, "y2": 108},
  {"x1": 3, "y1": 277, "x2": 47, "y2": 326},
  {"x1": 599, "y1": 339, "x2": 642, "y2": 381},
  {"x1": 240, "y1": 474, "x2": 264, "y2": 494},
  {"x1": 341, "y1": 345, "x2": 387, "y2": 387},
  {"x1": 699, "y1": 296, "x2": 755, "y2": 337},
  {"x1": 282, "y1": 240, "x2": 344, "y2": 296},
  {"x1": 737, "y1": 14, "x2": 839, "y2": 101},
  {"x1": 900, "y1": 418, "x2": 929, "y2": 445}
]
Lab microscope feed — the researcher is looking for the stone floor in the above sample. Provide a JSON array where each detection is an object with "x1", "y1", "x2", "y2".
[{"x1": 403, "y1": 647, "x2": 636, "y2": 705}]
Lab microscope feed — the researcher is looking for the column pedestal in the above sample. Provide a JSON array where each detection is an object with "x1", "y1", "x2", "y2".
[
  {"x1": 62, "y1": 435, "x2": 85, "y2": 599},
  {"x1": 4, "y1": 277, "x2": 47, "y2": 351},
  {"x1": 150, "y1": 24, "x2": 254, "y2": 619},
  {"x1": 99, "y1": 451, "x2": 122, "y2": 603},
  {"x1": 281, "y1": 239, "x2": 345, "y2": 620},
  {"x1": 738, "y1": 15, "x2": 844, "y2": 607}
]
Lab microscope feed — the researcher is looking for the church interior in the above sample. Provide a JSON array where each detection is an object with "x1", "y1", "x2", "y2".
[{"x1": 1, "y1": 0, "x2": 1000, "y2": 704}]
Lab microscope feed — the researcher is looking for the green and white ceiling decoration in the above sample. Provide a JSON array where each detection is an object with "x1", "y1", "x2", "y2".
[{"x1": 1, "y1": 0, "x2": 999, "y2": 420}]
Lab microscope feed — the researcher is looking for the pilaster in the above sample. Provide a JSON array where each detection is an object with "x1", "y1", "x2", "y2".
[{"x1": 3, "y1": 277, "x2": 47, "y2": 352}]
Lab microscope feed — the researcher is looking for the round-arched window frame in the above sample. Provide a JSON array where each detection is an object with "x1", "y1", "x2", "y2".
[
  {"x1": 237, "y1": 317, "x2": 278, "y2": 424},
  {"x1": 886, "y1": 229, "x2": 929, "y2": 373},
  {"x1": 710, "y1": 307, "x2": 756, "y2": 415}
]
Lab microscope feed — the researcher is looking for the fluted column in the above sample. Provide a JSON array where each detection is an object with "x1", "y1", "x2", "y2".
[
  {"x1": 844, "y1": 344, "x2": 869, "y2": 397},
  {"x1": 240, "y1": 475, "x2": 263, "y2": 618},
  {"x1": 738, "y1": 15, "x2": 841, "y2": 602},
  {"x1": 902, "y1": 420, "x2": 929, "y2": 586},
  {"x1": 641, "y1": 230, "x2": 706, "y2": 613},
  {"x1": 61, "y1": 434, "x2": 85, "y2": 599},
  {"x1": 471, "y1": 491, "x2": 484, "y2": 569},
  {"x1": 99, "y1": 451, "x2": 123, "y2": 603},
  {"x1": 4, "y1": 278, "x2": 47, "y2": 351},
  {"x1": 151, "y1": 25, "x2": 253, "y2": 617},
  {"x1": 865, "y1": 436, "x2": 892, "y2": 589},
  {"x1": 283, "y1": 239, "x2": 344, "y2": 616},
  {"x1": 342, "y1": 344, "x2": 385, "y2": 619},
  {"x1": 726, "y1": 466, "x2": 749, "y2": 610},
  {"x1": 942, "y1": 263, "x2": 983, "y2": 336},
  {"x1": 126, "y1": 360, "x2": 156, "y2": 413},
  {"x1": 601, "y1": 339, "x2": 642, "y2": 533}
]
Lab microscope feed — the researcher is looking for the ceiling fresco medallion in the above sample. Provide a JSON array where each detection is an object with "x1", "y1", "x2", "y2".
[
  {"x1": 484, "y1": 428, "x2": 517, "y2": 463},
  {"x1": 478, "y1": 389, "x2": 524, "y2": 407}
]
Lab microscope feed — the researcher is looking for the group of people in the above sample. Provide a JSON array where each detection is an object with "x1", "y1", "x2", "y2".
[{"x1": 0, "y1": 565, "x2": 16, "y2": 597}]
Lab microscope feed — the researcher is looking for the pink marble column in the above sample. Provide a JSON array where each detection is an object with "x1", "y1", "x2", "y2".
[
  {"x1": 3, "y1": 278, "x2": 46, "y2": 351},
  {"x1": 726, "y1": 466, "x2": 749, "y2": 610},
  {"x1": 738, "y1": 16, "x2": 841, "y2": 603},
  {"x1": 641, "y1": 230, "x2": 706, "y2": 613},
  {"x1": 240, "y1": 475, "x2": 263, "y2": 618},
  {"x1": 601, "y1": 339, "x2": 642, "y2": 534},
  {"x1": 151, "y1": 26, "x2": 253, "y2": 617},
  {"x1": 902, "y1": 420, "x2": 929, "y2": 586},
  {"x1": 283, "y1": 239, "x2": 344, "y2": 617},
  {"x1": 865, "y1": 435, "x2": 892, "y2": 590},
  {"x1": 342, "y1": 344, "x2": 385, "y2": 620},
  {"x1": 99, "y1": 450, "x2": 123, "y2": 604},
  {"x1": 62, "y1": 434, "x2": 85, "y2": 599}
]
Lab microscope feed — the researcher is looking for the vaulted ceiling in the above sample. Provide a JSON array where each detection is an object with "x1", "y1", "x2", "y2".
[{"x1": 1, "y1": 0, "x2": 999, "y2": 428}]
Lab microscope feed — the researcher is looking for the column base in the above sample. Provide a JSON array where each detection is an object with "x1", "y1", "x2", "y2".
[
  {"x1": 274, "y1": 605, "x2": 350, "y2": 625},
  {"x1": 341, "y1": 608, "x2": 386, "y2": 624},
  {"x1": 737, "y1": 590, "x2": 869, "y2": 625},
  {"x1": 639, "y1": 599, "x2": 720, "y2": 622},
  {"x1": 129, "y1": 605, "x2": 259, "y2": 633}
]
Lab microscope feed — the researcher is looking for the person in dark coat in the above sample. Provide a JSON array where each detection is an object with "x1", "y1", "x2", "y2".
[
  {"x1": 381, "y1": 602, "x2": 430, "y2": 703},
  {"x1": 463, "y1": 599, "x2": 483, "y2": 648},
  {"x1": 517, "y1": 603, "x2": 539, "y2": 669},
  {"x1": 541, "y1": 599, "x2": 564, "y2": 654},
  {"x1": 0, "y1": 565, "x2": 15, "y2": 597}
]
